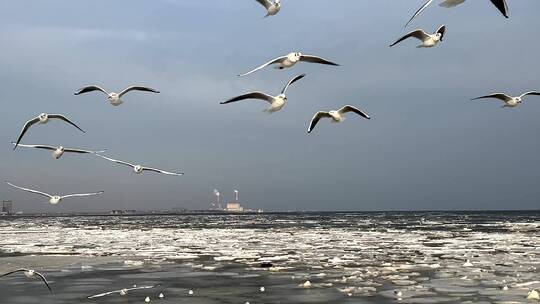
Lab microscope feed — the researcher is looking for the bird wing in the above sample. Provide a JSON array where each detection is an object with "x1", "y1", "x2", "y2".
[
  {"x1": 405, "y1": 0, "x2": 434, "y2": 27},
  {"x1": 13, "y1": 116, "x2": 40, "y2": 150},
  {"x1": 5, "y1": 182, "x2": 52, "y2": 198},
  {"x1": 221, "y1": 92, "x2": 275, "y2": 104},
  {"x1": 119, "y1": 86, "x2": 160, "y2": 97},
  {"x1": 238, "y1": 56, "x2": 287, "y2": 76},
  {"x1": 471, "y1": 93, "x2": 513, "y2": 102},
  {"x1": 490, "y1": 0, "x2": 509, "y2": 18},
  {"x1": 142, "y1": 167, "x2": 184, "y2": 176},
  {"x1": 74, "y1": 85, "x2": 109, "y2": 96},
  {"x1": 34, "y1": 271, "x2": 53, "y2": 293},
  {"x1": 63, "y1": 148, "x2": 108, "y2": 154},
  {"x1": 61, "y1": 191, "x2": 104, "y2": 199},
  {"x1": 96, "y1": 155, "x2": 136, "y2": 168},
  {"x1": 308, "y1": 111, "x2": 332, "y2": 133},
  {"x1": 255, "y1": 0, "x2": 272, "y2": 9},
  {"x1": 390, "y1": 29, "x2": 430, "y2": 47},
  {"x1": 299, "y1": 55, "x2": 340, "y2": 66},
  {"x1": 11, "y1": 143, "x2": 57, "y2": 151},
  {"x1": 47, "y1": 114, "x2": 85, "y2": 133},
  {"x1": 87, "y1": 290, "x2": 122, "y2": 299},
  {"x1": 1, "y1": 269, "x2": 27, "y2": 277},
  {"x1": 439, "y1": 0, "x2": 466, "y2": 8},
  {"x1": 436, "y1": 24, "x2": 446, "y2": 39},
  {"x1": 520, "y1": 91, "x2": 540, "y2": 99},
  {"x1": 338, "y1": 105, "x2": 371, "y2": 119},
  {"x1": 281, "y1": 74, "x2": 306, "y2": 94}
]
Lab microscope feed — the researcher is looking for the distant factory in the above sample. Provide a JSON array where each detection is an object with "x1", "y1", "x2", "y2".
[{"x1": 211, "y1": 189, "x2": 262, "y2": 213}]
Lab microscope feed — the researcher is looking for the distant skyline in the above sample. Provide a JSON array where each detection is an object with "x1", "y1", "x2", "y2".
[{"x1": 1, "y1": 0, "x2": 540, "y2": 213}]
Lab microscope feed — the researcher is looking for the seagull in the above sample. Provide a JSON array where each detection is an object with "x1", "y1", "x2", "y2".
[
  {"x1": 221, "y1": 74, "x2": 305, "y2": 113},
  {"x1": 74, "y1": 85, "x2": 160, "y2": 106},
  {"x1": 527, "y1": 289, "x2": 540, "y2": 300},
  {"x1": 13, "y1": 113, "x2": 85, "y2": 150},
  {"x1": 97, "y1": 154, "x2": 184, "y2": 176},
  {"x1": 390, "y1": 25, "x2": 446, "y2": 48},
  {"x1": 405, "y1": 0, "x2": 508, "y2": 27},
  {"x1": 471, "y1": 91, "x2": 540, "y2": 108},
  {"x1": 11, "y1": 143, "x2": 106, "y2": 159},
  {"x1": 238, "y1": 52, "x2": 338, "y2": 76},
  {"x1": 255, "y1": 0, "x2": 281, "y2": 17},
  {"x1": 87, "y1": 284, "x2": 161, "y2": 299},
  {"x1": 308, "y1": 105, "x2": 371, "y2": 133},
  {"x1": 5, "y1": 181, "x2": 103, "y2": 205},
  {"x1": 1, "y1": 269, "x2": 52, "y2": 293}
]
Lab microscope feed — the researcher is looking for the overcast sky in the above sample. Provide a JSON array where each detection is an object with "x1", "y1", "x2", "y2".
[{"x1": 1, "y1": 0, "x2": 540, "y2": 213}]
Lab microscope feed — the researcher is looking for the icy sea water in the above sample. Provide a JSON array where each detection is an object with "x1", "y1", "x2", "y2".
[{"x1": 0, "y1": 212, "x2": 539, "y2": 303}]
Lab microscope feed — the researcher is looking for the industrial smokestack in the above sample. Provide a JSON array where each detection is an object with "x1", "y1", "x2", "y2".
[
  {"x1": 213, "y1": 189, "x2": 221, "y2": 209},
  {"x1": 233, "y1": 189, "x2": 239, "y2": 201}
]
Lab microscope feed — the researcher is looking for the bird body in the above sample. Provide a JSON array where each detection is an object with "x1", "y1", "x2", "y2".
[
  {"x1": 256, "y1": 0, "x2": 281, "y2": 17},
  {"x1": 222, "y1": 74, "x2": 305, "y2": 113},
  {"x1": 390, "y1": 25, "x2": 446, "y2": 48}
]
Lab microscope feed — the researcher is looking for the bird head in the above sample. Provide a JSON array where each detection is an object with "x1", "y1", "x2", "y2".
[
  {"x1": 38, "y1": 113, "x2": 47, "y2": 120},
  {"x1": 58, "y1": 146, "x2": 65, "y2": 152},
  {"x1": 275, "y1": 0, "x2": 281, "y2": 4},
  {"x1": 516, "y1": 96, "x2": 522, "y2": 103},
  {"x1": 120, "y1": 289, "x2": 128, "y2": 296},
  {"x1": 134, "y1": 165, "x2": 143, "y2": 173},
  {"x1": 277, "y1": 93, "x2": 286, "y2": 100}
]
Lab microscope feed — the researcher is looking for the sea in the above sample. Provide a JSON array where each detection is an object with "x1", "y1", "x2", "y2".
[{"x1": 0, "y1": 211, "x2": 539, "y2": 303}]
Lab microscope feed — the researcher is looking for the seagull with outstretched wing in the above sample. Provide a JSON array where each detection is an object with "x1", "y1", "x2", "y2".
[
  {"x1": 12, "y1": 143, "x2": 106, "y2": 159},
  {"x1": 13, "y1": 113, "x2": 85, "y2": 150},
  {"x1": 221, "y1": 74, "x2": 305, "y2": 113},
  {"x1": 5, "y1": 181, "x2": 103, "y2": 205},
  {"x1": 75, "y1": 85, "x2": 159, "y2": 106},
  {"x1": 238, "y1": 52, "x2": 338, "y2": 76},
  {"x1": 308, "y1": 105, "x2": 371, "y2": 133},
  {"x1": 97, "y1": 154, "x2": 183, "y2": 176},
  {"x1": 1, "y1": 269, "x2": 52, "y2": 293},
  {"x1": 471, "y1": 91, "x2": 540, "y2": 108},
  {"x1": 390, "y1": 25, "x2": 446, "y2": 48}
]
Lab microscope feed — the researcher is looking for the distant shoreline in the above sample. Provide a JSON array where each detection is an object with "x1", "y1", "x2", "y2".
[{"x1": 1, "y1": 209, "x2": 539, "y2": 218}]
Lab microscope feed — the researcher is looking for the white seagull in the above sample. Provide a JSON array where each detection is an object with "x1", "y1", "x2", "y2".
[
  {"x1": 221, "y1": 74, "x2": 305, "y2": 113},
  {"x1": 255, "y1": 0, "x2": 281, "y2": 17},
  {"x1": 471, "y1": 91, "x2": 540, "y2": 108},
  {"x1": 74, "y1": 85, "x2": 160, "y2": 106},
  {"x1": 97, "y1": 154, "x2": 184, "y2": 176},
  {"x1": 12, "y1": 143, "x2": 106, "y2": 159},
  {"x1": 405, "y1": 0, "x2": 508, "y2": 27},
  {"x1": 5, "y1": 181, "x2": 103, "y2": 205},
  {"x1": 308, "y1": 105, "x2": 371, "y2": 133},
  {"x1": 1, "y1": 269, "x2": 52, "y2": 293},
  {"x1": 238, "y1": 52, "x2": 338, "y2": 76},
  {"x1": 390, "y1": 25, "x2": 446, "y2": 48},
  {"x1": 13, "y1": 113, "x2": 85, "y2": 150},
  {"x1": 87, "y1": 284, "x2": 161, "y2": 299}
]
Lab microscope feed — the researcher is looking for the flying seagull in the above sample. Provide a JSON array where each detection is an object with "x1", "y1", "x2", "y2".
[
  {"x1": 405, "y1": 0, "x2": 508, "y2": 28},
  {"x1": 87, "y1": 284, "x2": 161, "y2": 299},
  {"x1": 12, "y1": 143, "x2": 106, "y2": 159},
  {"x1": 97, "y1": 154, "x2": 184, "y2": 176},
  {"x1": 390, "y1": 25, "x2": 446, "y2": 48},
  {"x1": 74, "y1": 85, "x2": 160, "y2": 106},
  {"x1": 13, "y1": 113, "x2": 85, "y2": 150},
  {"x1": 221, "y1": 74, "x2": 305, "y2": 113},
  {"x1": 5, "y1": 181, "x2": 103, "y2": 205},
  {"x1": 255, "y1": 0, "x2": 281, "y2": 17},
  {"x1": 471, "y1": 91, "x2": 540, "y2": 108},
  {"x1": 238, "y1": 52, "x2": 338, "y2": 76},
  {"x1": 1, "y1": 269, "x2": 52, "y2": 293},
  {"x1": 308, "y1": 105, "x2": 371, "y2": 133}
]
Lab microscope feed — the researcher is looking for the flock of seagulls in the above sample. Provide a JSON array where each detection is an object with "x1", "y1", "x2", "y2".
[{"x1": 1, "y1": 0, "x2": 538, "y2": 301}]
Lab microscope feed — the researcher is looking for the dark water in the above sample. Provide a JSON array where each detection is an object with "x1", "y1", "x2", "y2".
[{"x1": 0, "y1": 212, "x2": 539, "y2": 303}]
